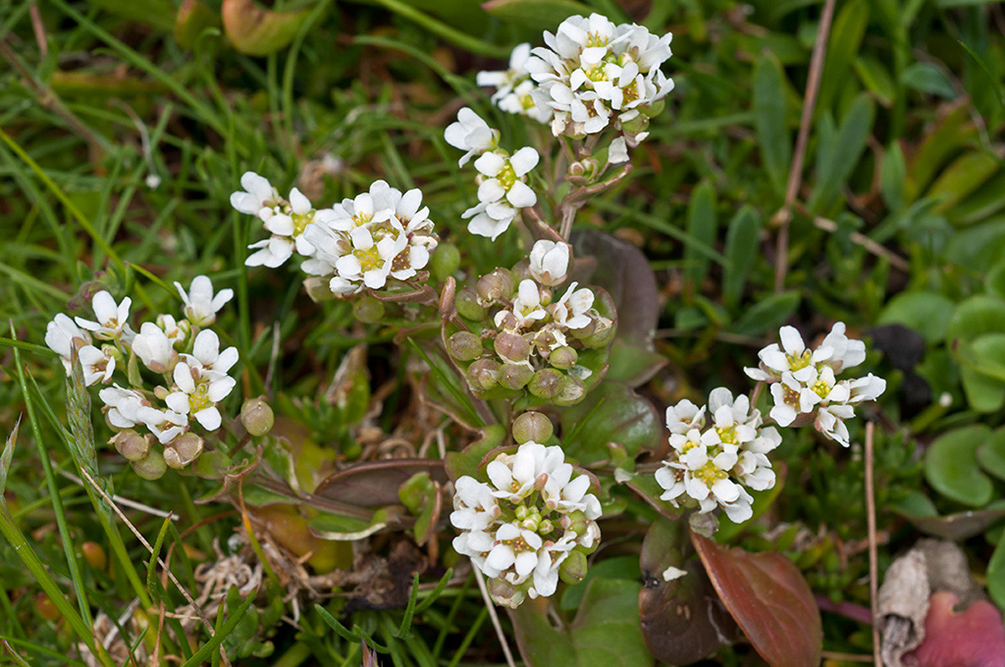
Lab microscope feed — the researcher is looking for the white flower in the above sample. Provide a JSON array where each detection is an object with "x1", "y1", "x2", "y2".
[
  {"x1": 609, "y1": 136, "x2": 629, "y2": 164},
  {"x1": 495, "y1": 279, "x2": 548, "y2": 330},
  {"x1": 550, "y1": 282, "x2": 594, "y2": 330},
  {"x1": 334, "y1": 226, "x2": 408, "y2": 290},
  {"x1": 246, "y1": 236, "x2": 295, "y2": 268},
  {"x1": 665, "y1": 399, "x2": 705, "y2": 435},
  {"x1": 75, "y1": 291, "x2": 134, "y2": 343},
  {"x1": 528, "y1": 240, "x2": 571, "y2": 286},
  {"x1": 230, "y1": 171, "x2": 279, "y2": 218},
  {"x1": 474, "y1": 148, "x2": 539, "y2": 208},
  {"x1": 132, "y1": 322, "x2": 176, "y2": 374},
  {"x1": 477, "y1": 44, "x2": 553, "y2": 123},
  {"x1": 444, "y1": 108, "x2": 499, "y2": 166},
  {"x1": 99, "y1": 385, "x2": 162, "y2": 431},
  {"x1": 183, "y1": 330, "x2": 239, "y2": 375},
  {"x1": 78, "y1": 345, "x2": 116, "y2": 386},
  {"x1": 175, "y1": 276, "x2": 234, "y2": 327},
  {"x1": 451, "y1": 441, "x2": 601, "y2": 606},
  {"x1": 45, "y1": 313, "x2": 91, "y2": 373},
  {"x1": 820, "y1": 322, "x2": 867, "y2": 372},
  {"x1": 165, "y1": 359, "x2": 236, "y2": 431},
  {"x1": 462, "y1": 200, "x2": 519, "y2": 241}
]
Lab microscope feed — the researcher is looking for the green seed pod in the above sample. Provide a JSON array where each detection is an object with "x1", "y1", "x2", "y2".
[
  {"x1": 499, "y1": 362, "x2": 533, "y2": 390},
  {"x1": 241, "y1": 398, "x2": 275, "y2": 436},
  {"x1": 466, "y1": 358, "x2": 501, "y2": 392},
  {"x1": 554, "y1": 375, "x2": 586, "y2": 406},
  {"x1": 487, "y1": 577, "x2": 526, "y2": 609},
  {"x1": 581, "y1": 319, "x2": 616, "y2": 349},
  {"x1": 476, "y1": 268, "x2": 514, "y2": 304},
  {"x1": 528, "y1": 368, "x2": 563, "y2": 400},
  {"x1": 559, "y1": 550, "x2": 589, "y2": 584},
  {"x1": 642, "y1": 98, "x2": 665, "y2": 118},
  {"x1": 548, "y1": 346, "x2": 578, "y2": 370},
  {"x1": 494, "y1": 332, "x2": 531, "y2": 363},
  {"x1": 430, "y1": 243, "x2": 461, "y2": 279},
  {"x1": 353, "y1": 295, "x2": 385, "y2": 323},
  {"x1": 111, "y1": 429, "x2": 151, "y2": 462},
  {"x1": 164, "y1": 433, "x2": 204, "y2": 469},
  {"x1": 512, "y1": 412, "x2": 554, "y2": 444},
  {"x1": 448, "y1": 331, "x2": 484, "y2": 361},
  {"x1": 303, "y1": 276, "x2": 338, "y2": 302},
  {"x1": 455, "y1": 287, "x2": 486, "y2": 321},
  {"x1": 132, "y1": 448, "x2": 167, "y2": 480}
]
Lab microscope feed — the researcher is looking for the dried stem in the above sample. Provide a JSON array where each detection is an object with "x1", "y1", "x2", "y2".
[
  {"x1": 773, "y1": 0, "x2": 838, "y2": 293},
  {"x1": 472, "y1": 567, "x2": 517, "y2": 667}
]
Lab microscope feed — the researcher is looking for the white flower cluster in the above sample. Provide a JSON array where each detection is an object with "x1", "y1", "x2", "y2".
[
  {"x1": 44, "y1": 277, "x2": 239, "y2": 472},
  {"x1": 232, "y1": 173, "x2": 439, "y2": 296},
  {"x1": 231, "y1": 171, "x2": 318, "y2": 268},
  {"x1": 656, "y1": 388, "x2": 781, "y2": 524},
  {"x1": 476, "y1": 43, "x2": 553, "y2": 124},
  {"x1": 445, "y1": 108, "x2": 540, "y2": 241},
  {"x1": 523, "y1": 14, "x2": 674, "y2": 150},
  {"x1": 451, "y1": 442, "x2": 601, "y2": 607},
  {"x1": 745, "y1": 323, "x2": 886, "y2": 446}
]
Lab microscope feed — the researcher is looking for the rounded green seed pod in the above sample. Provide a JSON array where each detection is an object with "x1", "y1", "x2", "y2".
[
  {"x1": 528, "y1": 368, "x2": 563, "y2": 400},
  {"x1": 559, "y1": 550, "x2": 589, "y2": 585},
  {"x1": 499, "y1": 362, "x2": 533, "y2": 390},
  {"x1": 164, "y1": 433, "x2": 204, "y2": 469},
  {"x1": 554, "y1": 375, "x2": 586, "y2": 406},
  {"x1": 132, "y1": 448, "x2": 167, "y2": 480},
  {"x1": 476, "y1": 268, "x2": 514, "y2": 304},
  {"x1": 111, "y1": 429, "x2": 151, "y2": 462},
  {"x1": 466, "y1": 358, "x2": 501, "y2": 392},
  {"x1": 430, "y1": 243, "x2": 461, "y2": 279},
  {"x1": 512, "y1": 412, "x2": 554, "y2": 444},
  {"x1": 494, "y1": 332, "x2": 531, "y2": 363},
  {"x1": 548, "y1": 346, "x2": 578, "y2": 370},
  {"x1": 240, "y1": 397, "x2": 275, "y2": 436},
  {"x1": 455, "y1": 287, "x2": 486, "y2": 321},
  {"x1": 353, "y1": 295, "x2": 385, "y2": 323},
  {"x1": 448, "y1": 331, "x2": 484, "y2": 361}
]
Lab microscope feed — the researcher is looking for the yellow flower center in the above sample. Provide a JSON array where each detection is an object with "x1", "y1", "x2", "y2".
[
  {"x1": 812, "y1": 379, "x2": 831, "y2": 399},
  {"x1": 585, "y1": 64, "x2": 607, "y2": 82},
  {"x1": 786, "y1": 349, "x2": 813, "y2": 371},
  {"x1": 352, "y1": 212, "x2": 373, "y2": 226},
  {"x1": 190, "y1": 381, "x2": 212, "y2": 413},
  {"x1": 497, "y1": 162, "x2": 517, "y2": 189},
  {"x1": 353, "y1": 245, "x2": 383, "y2": 272},
  {"x1": 586, "y1": 32, "x2": 608, "y2": 48},
  {"x1": 291, "y1": 210, "x2": 315, "y2": 236},
  {"x1": 716, "y1": 426, "x2": 738, "y2": 445},
  {"x1": 694, "y1": 461, "x2": 727, "y2": 487}
]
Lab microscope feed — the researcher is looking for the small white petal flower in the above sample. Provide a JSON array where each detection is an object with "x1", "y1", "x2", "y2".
[
  {"x1": 78, "y1": 345, "x2": 116, "y2": 386},
  {"x1": 45, "y1": 313, "x2": 91, "y2": 373},
  {"x1": 230, "y1": 171, "x2": 279, "y2": 217},
  {"x1": 529, "y1": 240, "x2": 571, "y2": 286},
  {"x1": 175, "y1": 276, "x2": 234, "y2": 327},
  {"x1": 444, "y1": 108, "x2": 500, "y2": 166},
  {"x1": 550, "y1": 282, "x2": 594, "y2": 330},
  {"x1": 132, "y1": 322, "x2": 175, "y2": 374},
  {"x1": 75, "y1": 291, "x2": 134, "y2": 343}
]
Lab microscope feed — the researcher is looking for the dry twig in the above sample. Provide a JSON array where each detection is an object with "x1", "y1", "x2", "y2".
[{"x1": 865, "y1": 421, "x2": 881, "y2": 666}]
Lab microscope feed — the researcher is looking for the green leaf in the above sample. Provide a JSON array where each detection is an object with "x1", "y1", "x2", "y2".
[
  {"x1": 444, "y1": 425, "x2": 506, "y2": 482},
  {"x1": 753, "y1": 53, "x2": 791, "y2": 197},
  {"x1": 959, "y1": 335, "x2": 1005, "y2": 411},
  {"x1": 510, "y1": 579, "x2": 653, "y2": 667},
  {"x1": 880, "y1": 141, "x2": 907, "y2": 212},
  {"x1": 684, "y1": 181, "x2": 718, "y2": 286},
  {"x1": 907, "y1": 103, "x2": 978, "y2": 201},
  {"x1": 929, "y1": 151, "x2": 1001, "y2": 214},
  {"x1": 482, "y1": 0, "x2": 595, "y2": 32},
  {"x1": 691, "y1": 532, "x2": 822, "y2": 667},
  {"x1": 85, "y1": 0, "x2": 176, "y2": 31},
  {"x1": 729, "y1": 290, "x2": 800, "y2": 336},
  {"x1": 815, "y1": 0, "x2": 869, "y2": 114},
  {"x1": 877, "y1": 291, "x2": 954, "y2": 343},
  {"x1": 561, "y1": 383, "x2": 661, "y2": 465},
  {"x1": 988, "y1": 530, "x2": 1005, "y2": 613},
  {"x1": 722, "y1": 207, "x2": 763, "y2": 309},
  {"x1": 808, "y1": 94, "x2": 875, "y2": 212},
  {"x1": 978, "y1": 428, "x2": 1005, "y2": 482},
  {"x1": 638, "y1": 519, "x2": 738, "y2": 664},
  {"x1": 221, "y1": 0, "x2": 312, "y2": 56},
  {"x1": 853, "y1": 55, "x2": 897, "y2": 108},
  {"x1": 924, "y1": 425, "x2": 994, "y2": 507},
  {"x1": 946, "y1": 295, "x2": 1005, "y2": 344},
  {"x1": 0, "y1": 416, "x2": 18, "y2": 496},
  {"x1": 559, "y1": 555, "x2": 641, "y2": 611},
  {"x1": 942, "y1": 216, "x2": 1005, "y2": 272},
  {"x1": 308, "y1": 509, "x2": 389, "y2": 541},
  {"x1": 901, "y1": 62, "x2": 958, "y2": 99}
]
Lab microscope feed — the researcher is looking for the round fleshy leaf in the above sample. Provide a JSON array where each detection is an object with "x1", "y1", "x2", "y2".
[
  {"x1": 959, "y1": 334, "x2": 1005, "y2": 413},
  {"x1": 945, "y1": 295, "x2": 1005, "y2": 344},
  {"x1": 877, "y1": 291, "x2": 954, "y2": 343},
  {"x1": 924, "y1": 425, "x2": 994, "y2": 507},
  {"x1": 978, "y1": 427, "x2": 1005, "y2": 482}
]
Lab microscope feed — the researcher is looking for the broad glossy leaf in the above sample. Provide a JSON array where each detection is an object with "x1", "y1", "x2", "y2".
[
  {"x1": 715, "y1": 462, "x2": 787, "y2": 542},
  {"x1": 924, "y1": 425, "x2": 994, "y2": 507},
  {"x1": 314, "y1": 459, "x2": 447, "y2": 507},
  {"x1": 639, "y1": 519, "x2": 738, "y2": 664},
  {"x1": 621, "y1": 469, "x2": 683, "y2": 520},
  {"x1": 692, "y1": 532, "x2": 822, "y2": 667},
  {"x1": 877, "y1": 291, "x2": 954, "y2": 343},
  {"x1": 903, "y1": 592, "x2": 1005, "y2": 665},
  {"x1": 174, "y1": 0, "x2": 221, "y2": 50},
  {"x1": 986, "y1": 259, "x2": 1005, "y2": 300},
  {"x1": 559, "y1": 555, "x2": 640, "y2": 611},
  {"x1": 946, "y1": 295, "x2": 1005, "y2": 344},
  {"x1": 943, "y1": 216, "x2": 1005, "y2": 273},
  {"x1": 753, "y1": 53, "x2": 792, "y2": 197},
  {"x1": 977, "y1": 428, "x2": 1005, "y2": 482},
  {"x1": 308, "y1": 508, "x2": 390, "y2": 541},
  {"x1": 959, "y1": 334, "x2": 1005, "y2": 412},
  {"x1": 989, "y1": 530, "x2": 1005, "y2": 612},
  {"x1": 947, "y1": 169, "x2": 1005, "y2": 226},
  {"x1": 570, "y1": 230, "x2": 664, "y2": 386},
  {"x1": 510, "y1": 579, "x2": 652, "y2": 667},
  {"x1": 247, "y1": 505, "x2": 351, "y2": 571},
  {"x1": 893, "y1": 504, "x2": 1005, "y2": 541},
  {"x1": 722, "y1": 207, "x2": 763, "y2": 309},
  {"x1": 561, "y1": 383, "x2": 661, "y2": 464},
  {"x1": 482, "y1": 0, "x2": 596, "y2": 32}
]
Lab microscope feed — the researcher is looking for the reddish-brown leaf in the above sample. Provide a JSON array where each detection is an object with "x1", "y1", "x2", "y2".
[
  {"x1": 691, "y1": 531, "x2": 822, "y2": 667},
  {"x1": 904, "y1": 591, "x2": 1005, "y2": 666}
]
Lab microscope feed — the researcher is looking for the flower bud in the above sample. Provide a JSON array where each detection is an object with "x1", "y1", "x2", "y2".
[
  {"x1": 448, "y1": 332, "x2": 483, "y2": 361},
  {"x1": 455, "y1": 287, "x2": 486, "y2": 320},
  {"x1": 466, "y1": 359, "x2": 501, "y2": 392},
  {"x1": 499, "y1": 363, "x2": 533, "y2": 390},
  {"x1": 559, "y1": 550, "x2": 589, "y2": 585},
  {"x1": 353, "y1": 295, "x2": 385, "y2": 323},
  {"x1": 538, "y1": 519, "x2": 554, "y2": 535},
  {"x1": 528, "y1": 368, "x2": 563, "y2": 400},
  {"x1": 494, "y1": 332, "x2": 530, "y2": 363},
  {"x1": 111, "y1": 429, "x2": 151, "y2": 462},
  {"x1": 512, "y1": 412, "x2": 554, "y2": 444},
  {"x1": 554, "y1": 375, "x2": 586, "y2": 406},
  {"x1": 548, "y1": 346, "x2": 578, "y2": 370},
  {"x1": 132, "y1": 448, "x2": 167, "y2": 480},
  {"x1": 476, "y1": 268, "x2": 514, "y2": 304},
  {"x1": 81, "y1": 541, "x2": 107, "y2": 570},
  {"x1": 164, "y1": 433, "x2": 204, "y2": 468},
  {"x1": 431, "y1": 243, "x2": 461, "y2": 279},
  {"x1": 240, "y1": 398, "x2": 274, "y2": 436}
]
